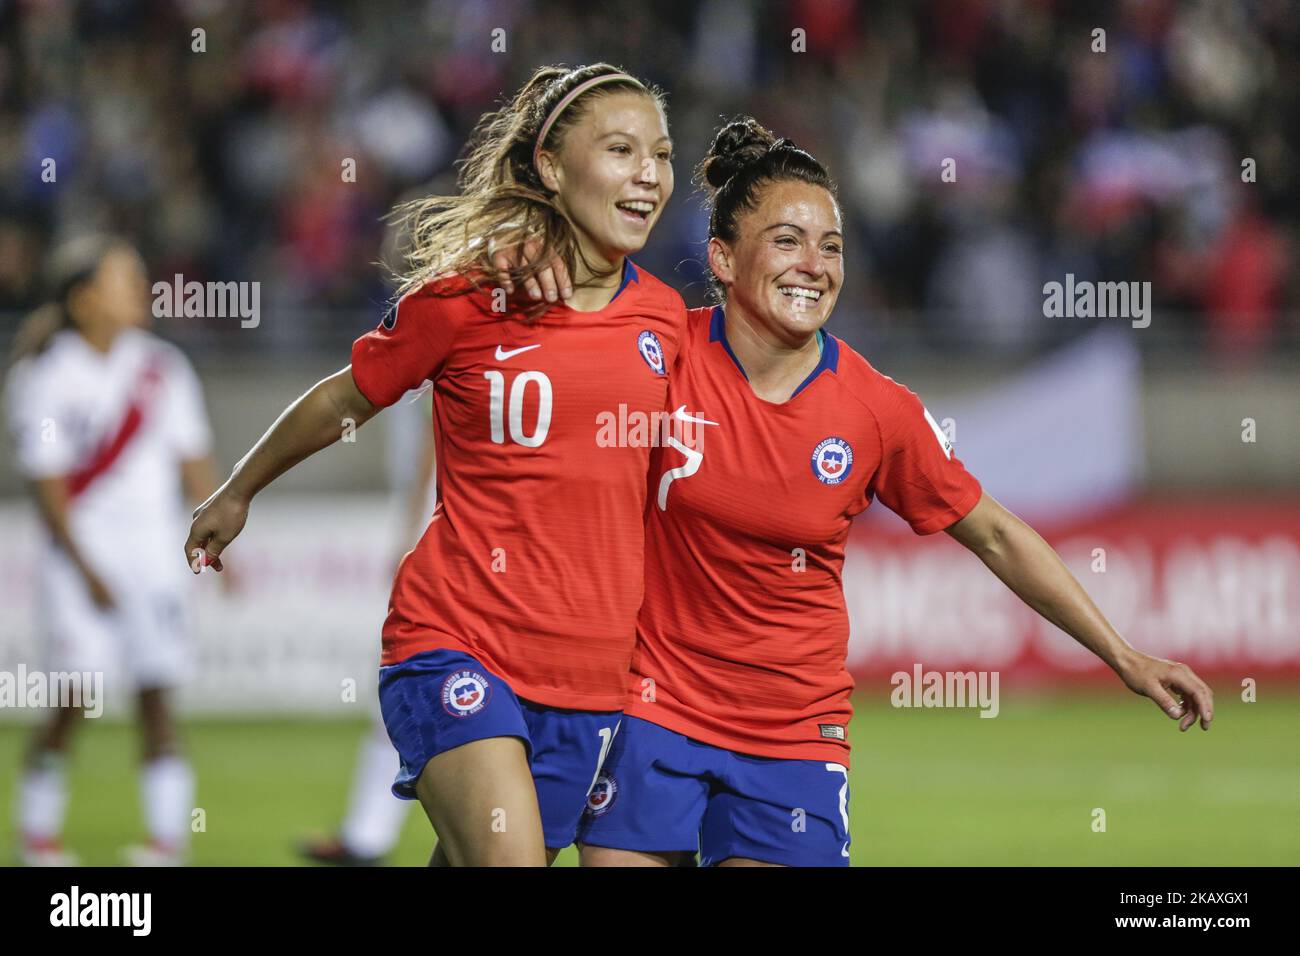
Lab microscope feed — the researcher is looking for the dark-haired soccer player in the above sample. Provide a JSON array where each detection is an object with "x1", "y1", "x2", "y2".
[
  {"x1": 575, "y1": 118, "x2": 1214, "y2": 867},
  {"x1": 7, "y1": 235, "x2": 222, "y2": 866}
]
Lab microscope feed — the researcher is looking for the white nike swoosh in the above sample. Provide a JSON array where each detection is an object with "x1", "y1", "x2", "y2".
[
  {"x1": 673, "y1": 404, "x2": 719, "y2": 427},
  {"x1": 495, "y1": 344, "x2": 541, "y2": 360}
]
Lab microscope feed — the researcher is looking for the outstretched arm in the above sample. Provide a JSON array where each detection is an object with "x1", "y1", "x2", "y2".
[
  {"x1": 184, "y1": 366, "x2": 378, "y2": 573},
  {"x1": 945, "y1": 491, "x2": 1214, "y2": 731}
]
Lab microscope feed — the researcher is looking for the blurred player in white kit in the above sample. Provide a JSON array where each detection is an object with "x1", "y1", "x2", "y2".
[{"x1": 4, "y1": 235, "x2": 223, "y2": 866}]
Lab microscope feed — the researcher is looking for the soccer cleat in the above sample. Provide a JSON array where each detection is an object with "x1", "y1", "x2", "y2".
[
  {"x1": 297, "y1": 835, "x2": 383, "y2": 867},
  {"x1": 121, "y1": 840, "x2": 185, "y2": 867},
  {"x1": 20, "y1": 836, "x2": 79, "y2": 867}
]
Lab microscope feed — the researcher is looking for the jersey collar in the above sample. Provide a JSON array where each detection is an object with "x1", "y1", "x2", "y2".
[
  {"x1": 611, "y1": 258, "x2": 639, "y2": 302},
  {"x1": 708, "y1": 305, "x2": 839, "y2": 398}
]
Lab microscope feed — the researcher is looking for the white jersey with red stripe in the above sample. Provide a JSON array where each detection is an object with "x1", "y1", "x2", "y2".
[{"x1": 4, "y1": 326, "x2": 213, "y2": 582}]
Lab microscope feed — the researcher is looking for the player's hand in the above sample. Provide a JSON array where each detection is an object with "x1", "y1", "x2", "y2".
[
  {"x1": 490, "y1": 237, "x2": 572, "y2": 303},
  {"x1": 1116, "y1": 651, "x2": 1214, "y2": 731},
  {"x1": 184, "y1": 487, "x2": 249, "y2": 574},
  {"x1": 82, "y1": 568, "x2": 117, "y2": 610}
]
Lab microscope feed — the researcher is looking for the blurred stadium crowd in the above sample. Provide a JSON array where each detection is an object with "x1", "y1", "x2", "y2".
[{"x1": 0, "y1": 0, "x2": 1296, "y2": 361}]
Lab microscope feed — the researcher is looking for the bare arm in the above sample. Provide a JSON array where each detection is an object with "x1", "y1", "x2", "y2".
[
  {"x1": 183, "y1": 365, "x2": 379, "y2": 572},
  {"x1": 28, "y1": 476, "x2": 115, "y2": 608},
  {"x1": 945, "y1": 491, "x2": 1214, "y2": 731},
  {"x1": 225, "y1": 365, "x2": 378, "y2": 501}
]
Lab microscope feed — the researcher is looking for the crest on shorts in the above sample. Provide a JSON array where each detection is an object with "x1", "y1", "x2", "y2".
[
  {"x1": 586, "y1": 770, "x2": 618, "y2": 815},
  {"x1": 441, "y1": 670, "x2": 491, "y2": 717}
]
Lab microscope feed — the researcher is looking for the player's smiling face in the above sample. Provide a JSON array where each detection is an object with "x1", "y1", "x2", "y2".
[
  {"x1": 540, "y1": 91, "x2": 674, "y2": 270},
  {"x1": 711, "y1": 181, "x2": 843, "y2": 347}
]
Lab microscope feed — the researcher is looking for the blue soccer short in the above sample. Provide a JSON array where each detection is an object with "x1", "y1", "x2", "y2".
[
  {"x1": 378, "y1": 648, "x2": 621, "y2": 850},
  {"x1": 577, "y1": 715, "x2": 851, "y2": 867}
]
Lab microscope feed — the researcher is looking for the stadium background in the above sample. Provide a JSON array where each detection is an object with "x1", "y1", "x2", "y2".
[{"x1": 0, "y1": 0, "x2": 1297, "y2": 865}]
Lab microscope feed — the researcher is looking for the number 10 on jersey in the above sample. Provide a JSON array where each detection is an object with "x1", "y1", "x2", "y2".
[{"x1": 483, "y1": 370, "x2": 553, "y2": 447}]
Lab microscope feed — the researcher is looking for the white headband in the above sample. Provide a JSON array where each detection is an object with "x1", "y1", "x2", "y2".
[{"x1": 533, "y1": 72, "x2": 645, "y2": 175}]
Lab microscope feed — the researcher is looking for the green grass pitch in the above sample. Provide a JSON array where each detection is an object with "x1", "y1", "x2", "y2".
[{"x1": 2, "y1": 688, "x2": 1296, "y2": 866}]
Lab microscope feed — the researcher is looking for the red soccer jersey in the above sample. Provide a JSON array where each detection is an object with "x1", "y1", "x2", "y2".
[
  {"x1": 626, "y1": 306, "x2": 983, "y2": 763},
  {"x1": 351, "y1": 261, "x2": 687, "y2": 711}
]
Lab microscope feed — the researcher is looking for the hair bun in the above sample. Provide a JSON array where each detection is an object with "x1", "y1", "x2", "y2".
[{"x1": 700, "y1": 116, "x2": 779, "y2": 190}]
